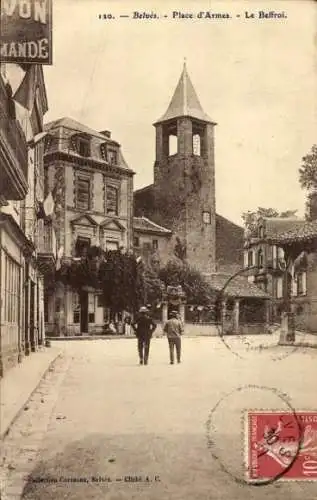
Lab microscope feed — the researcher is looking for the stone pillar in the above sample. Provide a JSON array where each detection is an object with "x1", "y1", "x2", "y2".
[
  {"x1": 178, "y1": 118, "x2": 193, "y2": 156},
  {"x1": 162, "y1": 302, "x2": 168, "y2": 323},
  {"x1": 65, "y1": 288, "x2": 73, "y2": 337},
  {"x1": 155, "y1": 124, "x2": 164, "y2": 162},
  {"x1": 221, "y1": 299, "x2": 227, "y2": 336},
  {"x1": 233, "y1": 299, "x2": 240, "y2": 334},
  {"x1": 279, "y1": 312, "x2": 295, "y2": 344},
  {"x1": 265, "y1": 300, "x2": 270, "y2": 332},
  {"x1": 179, "y1": 303, "x2": 185, "y2": 324}
]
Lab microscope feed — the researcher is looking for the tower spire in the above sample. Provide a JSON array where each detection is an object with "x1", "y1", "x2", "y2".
[{"x1": 155, "y1": 62, "x2": 214, "y2": 124}]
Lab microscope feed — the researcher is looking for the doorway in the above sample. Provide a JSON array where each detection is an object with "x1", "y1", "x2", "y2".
[{"x1": 80, "y1": 291, "x2": 88, "y2": 333}]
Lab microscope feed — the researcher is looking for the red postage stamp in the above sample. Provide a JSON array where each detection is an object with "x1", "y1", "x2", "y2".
[{"x1": 246, "y1": 411, "x2": 317, "y2": 481}]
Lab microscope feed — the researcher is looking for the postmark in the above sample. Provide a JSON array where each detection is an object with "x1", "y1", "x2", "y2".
[
  {"x1": 205, "y1": 384, "x2": 303, "y2": 486},
  {"x1": 215, "y1": 267, "x2": 308, "y2": 361},
  {"x1": 246, "y1": 411, "x2": 317, "y2": 481}
]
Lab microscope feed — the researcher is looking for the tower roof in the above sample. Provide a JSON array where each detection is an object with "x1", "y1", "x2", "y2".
[{"x1": 155, "y1": 62, "x2": 215, "y2": 124}]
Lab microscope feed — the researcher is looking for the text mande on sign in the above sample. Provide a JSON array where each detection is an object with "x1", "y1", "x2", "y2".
[{"x1": 0, "y1": 0, "x2": 52, "y2": 64}]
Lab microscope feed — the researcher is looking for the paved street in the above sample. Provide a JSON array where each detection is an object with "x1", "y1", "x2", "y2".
[{"x1": 1, "y1": 337, "x2": 316, "y2": 500}]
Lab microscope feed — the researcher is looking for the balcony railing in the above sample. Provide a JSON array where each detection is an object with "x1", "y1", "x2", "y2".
[{"x1": 0, "y1": 76, "x2": 28, "y2": 200}]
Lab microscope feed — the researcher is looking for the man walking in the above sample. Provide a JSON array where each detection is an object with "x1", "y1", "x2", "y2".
[
  {"x1": 132, "y1": 306, "x2": 156, "y2": 365},
  {"x1": 163, "y1": 310, "x2": 184, "y2": 364}
]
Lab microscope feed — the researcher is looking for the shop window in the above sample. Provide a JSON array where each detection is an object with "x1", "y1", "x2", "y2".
[
  {"x1": 106, "y1": 185, "x2": 118, "y2": 215},
  {"x1": 88, "y1": 294, "x2": 95, "y2": 323},
  {"x1": 3, "y1": 254, "x2": 20, "y2": 324},
  {"x1": 73, "y1": 293, "x2": 80, "y2": 324},
  {"x1": 76, "y1": 176, "x2": 91, "y2": 210}
]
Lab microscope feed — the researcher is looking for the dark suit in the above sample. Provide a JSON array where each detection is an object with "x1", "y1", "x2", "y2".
[{"x1": 132, "y1": 315, "x2": 156, "y2": 364}]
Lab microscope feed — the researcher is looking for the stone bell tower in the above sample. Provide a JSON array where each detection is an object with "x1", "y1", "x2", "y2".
[{"x1": 152, "y1": 62, "x2": 217, "y2": 274}]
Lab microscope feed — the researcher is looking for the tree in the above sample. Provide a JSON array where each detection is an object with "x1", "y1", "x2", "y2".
[
  {"x1": 159, "y1": 259, "x2": 215, "y2": 305},
  {"x1": 242, "y1": 207, "x2": 297, "y2": 233},
  {"x1": 56, "y1": 247, "x2": 141, "y2": 317},
  {"x1": 299, "y1": 144, "x2": 317, "y2": 191}
]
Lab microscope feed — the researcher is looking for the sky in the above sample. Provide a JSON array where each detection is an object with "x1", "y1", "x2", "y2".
[{"x1": 43, "y1": 0, "x2": 317, "y2": 225}]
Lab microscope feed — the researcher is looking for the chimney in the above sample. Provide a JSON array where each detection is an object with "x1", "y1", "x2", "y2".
[
  {"x1": 100, "y1": 130, "x2": 111, "y2": 138},
  {"x1": 307, "y1": 189, "x2": 317, "y2": 221}
]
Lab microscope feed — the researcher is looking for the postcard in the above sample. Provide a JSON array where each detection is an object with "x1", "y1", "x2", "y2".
[{"x1": 0, "y1": 1, "x2": 316, "y2": 499}]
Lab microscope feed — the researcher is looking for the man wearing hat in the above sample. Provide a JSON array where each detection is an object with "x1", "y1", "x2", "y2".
[
  {"x1": 132, "y1": 306, "x2": 157, "y2": 365},
  {"x1": 163, "y1": 310, "x2": 184, "y2": 364}
]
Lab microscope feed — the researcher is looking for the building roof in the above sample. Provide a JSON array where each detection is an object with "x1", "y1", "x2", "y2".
[
  {"x1": 155, "y1": 62, "x2": 215, "y2": 124},
  {"x1": 133, "y1": 216, "x2": 172, "y2": 235},
  {"x1": 206, "y1": 273, "x2": 269, "y2": 298},
  {"x1": 262, "y1": 217, "x2": 306, "y2": 239},
  {"x1": 267, "y1": 220, "x2": 317, "y2": 244},
  {"x1": 44, "y1": 117, "x2": 118, "y2": 143},
  {"x1": 44, "y1": 117, "x2": 133, "y2": 173}
]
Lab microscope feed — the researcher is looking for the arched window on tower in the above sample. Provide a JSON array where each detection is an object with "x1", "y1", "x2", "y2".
[
  {"x1": 169, "y1": 134, "x2": 178, "y2": 156},
  {"x1": 162, "y1": 122, "x2": 178, "y2": 157},
  {"x1": 193, "y1": 134, "x2": 201, "y2": 156}
]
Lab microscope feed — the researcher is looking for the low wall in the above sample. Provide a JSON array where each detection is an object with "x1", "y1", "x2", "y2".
[
  {"x1": 156, "y1": 322, "x2": 269, "y2": 336},
  {"x1": 46, "y1": 322, "x2": 271, "y2": 338}
]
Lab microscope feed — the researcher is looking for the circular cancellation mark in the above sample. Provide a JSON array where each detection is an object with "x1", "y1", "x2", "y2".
[
  {"x1": 214, "y1": 267, "x2": 305, "y2": 361},
  {"x1": 205, "y1": 384, "x2": 303, "y2": 486}
]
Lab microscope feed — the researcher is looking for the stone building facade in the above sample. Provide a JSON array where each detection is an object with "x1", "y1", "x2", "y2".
[
  {"x1": 0, "y1": 63, "x2": 49, "y2": 376},
  {"x1": 43, "y1": 118, "x2": 134, "y2": 335},
  {"x1": 134, "y1": 63, "x2": 243, "y2": 275},
  {"x1": 244, "y1": 213, "x2": 317, "y2": 333},
  {"x1": 133, "y1": 216, "x2": 172, "y2": 268}
]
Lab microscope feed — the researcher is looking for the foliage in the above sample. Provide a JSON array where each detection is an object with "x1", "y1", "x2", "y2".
[
  {"x1": 56, "y1": 246, "x2": 141, "y2": 314},
  {"x1": 299, "y1": 144, "x2": 317, "y2": 191},
  {"x1": 141, "y1": 262, "x2": 164, "y2": 305},
  {"x1": 242, "y1": 207, "x2": 297, "y2": 233},
  {"x1": 159, "y1": 259, "x2": 215, "y2": 305}
]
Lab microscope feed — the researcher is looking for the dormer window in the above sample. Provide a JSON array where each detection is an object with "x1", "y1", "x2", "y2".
[
  {"x1": 71, "y1": 133, "x2": 91, "y2": 157},
  {"x1": 78, "y1": 138, "x2": 90, "y2": 157},
  {"x1": 107, "y1": 149, "x2": 117, "y2": 165},
  {"x1": 100, "y1": 143, "x2": 117, "y2": 165}
]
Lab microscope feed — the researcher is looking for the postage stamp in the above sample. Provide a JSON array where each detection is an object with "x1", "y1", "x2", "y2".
[{"x1": 246, "y1": 411, "x2": 317, "y2": 481}]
